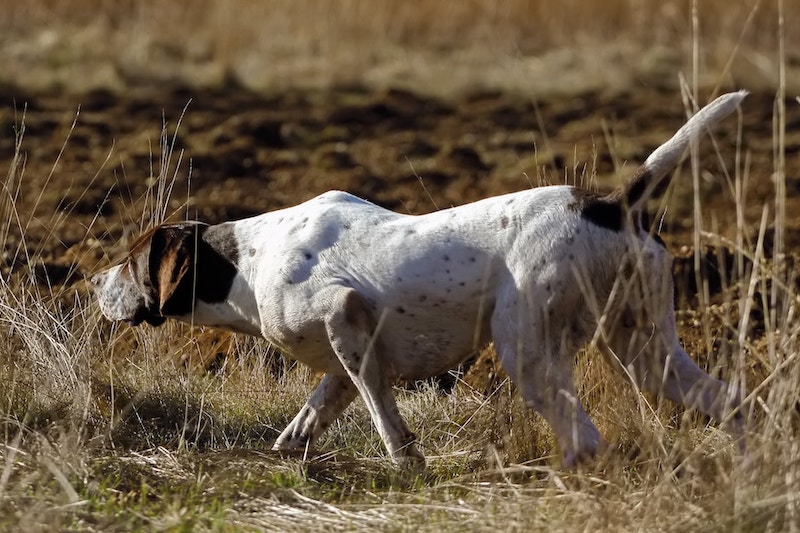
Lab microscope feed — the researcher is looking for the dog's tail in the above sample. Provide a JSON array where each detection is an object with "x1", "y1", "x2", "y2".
[{"x1": 614, "y1": 90, "x2": 747, "y2": 213}]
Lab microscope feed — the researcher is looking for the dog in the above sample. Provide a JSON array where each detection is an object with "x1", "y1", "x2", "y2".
[{"x1": 92, "y1": 91, "x2": 747, "y2": 468}]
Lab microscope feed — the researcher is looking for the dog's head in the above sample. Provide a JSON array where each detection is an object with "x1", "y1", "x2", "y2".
[{"x1": 91, "y1": 222, "x2": 208, "y2": 327}]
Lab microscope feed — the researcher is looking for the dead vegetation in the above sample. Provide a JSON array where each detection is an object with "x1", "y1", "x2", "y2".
[{"x1": 1, "y1": 0, "x2": 800, "y2": 530}]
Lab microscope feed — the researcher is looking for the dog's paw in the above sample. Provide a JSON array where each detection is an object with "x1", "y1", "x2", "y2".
[
  {"x1": 272, "y1": 430, "x2": 311, "y2": 451},
  {"x1": 392, "y1": 446, "x2": 426, "y2": 472},
  {"x1": 390, "y1": 436, "x2": 426, "y2": 471},
  {"x1": 563, "y1": 449, "x2": 594, "y2": 469},
  {"x1": 562, "y1": 437, "x2": 608, "y2": 468}
]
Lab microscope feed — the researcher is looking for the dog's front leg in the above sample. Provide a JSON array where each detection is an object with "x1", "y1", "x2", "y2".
[
  {"x1": 273, "y1": 373, "x2": 358, "y2": 452},
  {"x1": 324, "y1": 288, "x2": 425, "y2": 469}
]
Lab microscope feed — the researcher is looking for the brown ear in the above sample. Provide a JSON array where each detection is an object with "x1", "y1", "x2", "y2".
[{"x1": 148, "y1": 225, "x2": 200, "y2": 316}]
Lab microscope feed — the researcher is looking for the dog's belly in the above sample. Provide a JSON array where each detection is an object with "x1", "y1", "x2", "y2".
[
  {"x1": 264, "y1": 311, "x2": 483, "y2": 379},
  {"x1": 273, "y1": 337, "x2": 346, "y2": 376},
  {"x1": 376, "y1": 303, "x2": 492, "y2": 380}
]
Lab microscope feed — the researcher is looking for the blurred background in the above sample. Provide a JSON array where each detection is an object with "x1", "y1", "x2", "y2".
[{"x1": 0, "y1": 0, "x2": 797, "y2": 96}]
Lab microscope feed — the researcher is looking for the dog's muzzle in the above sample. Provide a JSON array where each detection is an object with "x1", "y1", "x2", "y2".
[{"x1": 90, "y1": 269, "x2": 166, "y2": 328}]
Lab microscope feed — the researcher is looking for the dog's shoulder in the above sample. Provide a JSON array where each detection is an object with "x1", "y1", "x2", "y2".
[
  {"x1": 292, "y1": 190, "x2": 397, "y2": 236},
  {"x1": 311, "y1": 190, "x2": 374, "y2": 207}
]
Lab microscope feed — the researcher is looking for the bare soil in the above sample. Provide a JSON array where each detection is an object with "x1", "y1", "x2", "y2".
[{"x1": 2, "y1": 84, "x2": 798, "y2": 380}]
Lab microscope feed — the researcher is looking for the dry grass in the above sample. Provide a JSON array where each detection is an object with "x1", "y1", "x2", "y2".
[{"x1": 1, "y1": 0, "x2": 800, "y2": 531}]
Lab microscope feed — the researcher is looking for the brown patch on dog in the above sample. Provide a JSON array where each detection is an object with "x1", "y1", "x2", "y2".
[
  {"x1": 570, "y1": 164, "x2": 669, "y2": 233},
  {"x1": 127, "y1": 225, "x2": 162, "y2": 259},
  {"x1": 610, "y1": 165, "x2": 655, "y2": 208},
  {"x1": 149, "y1": 225, "x2": 197, "y2": 315},
  {"x1": 124, "y1": 222, "x2": 240, "y2": 318}
]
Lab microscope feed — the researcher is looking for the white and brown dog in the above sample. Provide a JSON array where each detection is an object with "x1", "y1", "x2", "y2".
[{"x1": 92, "y1": 91, "x2": 747, "y2": 468}]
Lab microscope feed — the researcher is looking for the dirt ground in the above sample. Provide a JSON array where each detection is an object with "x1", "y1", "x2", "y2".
[{"x1": 2, "y1": 83, "x2": 799, "y2": 377}]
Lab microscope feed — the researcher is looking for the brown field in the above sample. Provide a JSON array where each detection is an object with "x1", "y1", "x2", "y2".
[{"x1": 2, "y1": 0, "x2": 800, "y2": 530}]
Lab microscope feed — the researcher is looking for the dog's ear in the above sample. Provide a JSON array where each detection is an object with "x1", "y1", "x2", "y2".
[{"x1": 148, "y1": 224, "x2": 204, "y2": 316}]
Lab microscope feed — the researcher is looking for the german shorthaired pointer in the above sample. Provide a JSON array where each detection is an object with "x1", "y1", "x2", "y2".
[{"x1": 92, "y1": 91, "x2": 747, "y2": 468}]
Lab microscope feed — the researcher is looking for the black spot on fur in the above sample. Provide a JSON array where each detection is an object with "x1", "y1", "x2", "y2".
[
  {"x1": 570, "y1": 188, "x2": 624, "y2": 231},
  {"x1": 195, "y1": 233, "x2": 239, "y2": 303},
  {"x1": 203, "y1": 222, "x2": 240, "y2": 267},
  {"x1": 582, "y1": 200, "x2": 624, "y2": 231}
]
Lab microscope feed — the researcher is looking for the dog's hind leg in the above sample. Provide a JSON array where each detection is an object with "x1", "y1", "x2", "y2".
[
  {"x1": 601, "y1": 256, "x2": 745, "y2": 447},
  {"x1": 491, "y1": 287, "x2": 604, "y2": 466},
  {"x1": 273, "y1": 373, "x2": 358, "y2": 453},
  {"x1": 658, "y1": 342, "x2": 744, "y2": 444},
  {"x1": 605, "y1": 312, "x2": 745, "y2": 446},
  {"x1": 323, "y1": 288, "x2": 425, "y2": 469}
]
